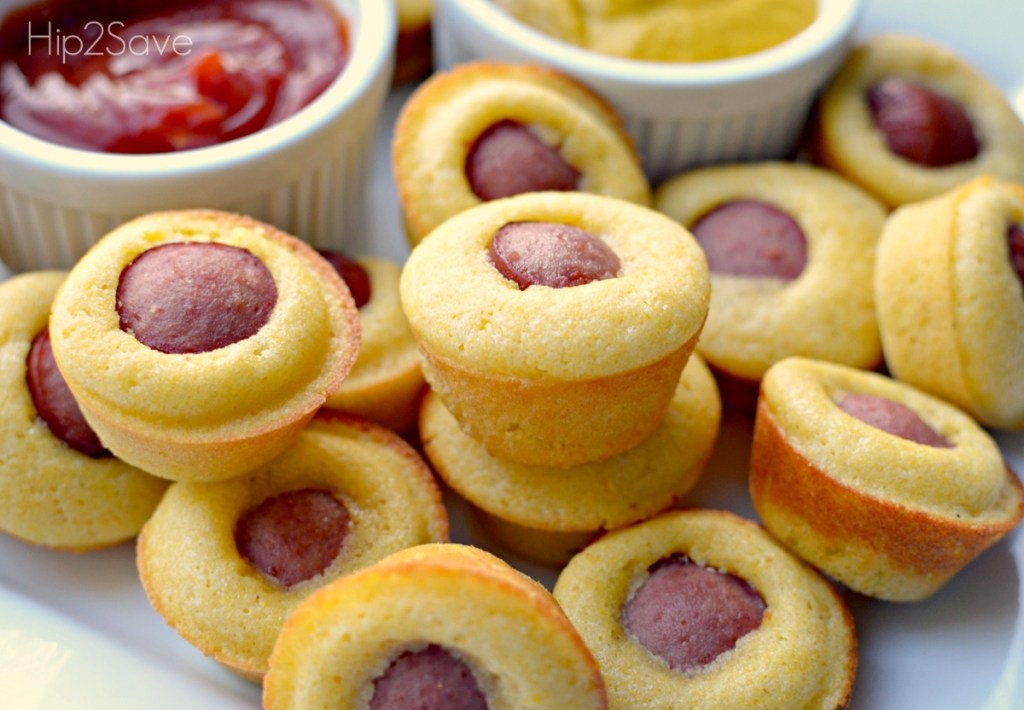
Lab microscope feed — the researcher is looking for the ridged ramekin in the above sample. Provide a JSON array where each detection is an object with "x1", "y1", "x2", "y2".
[
  {"x1": 433, "y1": 0, "x2": 863, "y2": 183},
  {"x1": 0, "y1": 0, "x2": 395, "y2": 272}
]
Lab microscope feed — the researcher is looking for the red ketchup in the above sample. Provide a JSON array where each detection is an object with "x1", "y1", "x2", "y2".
[{"x1": 0, "y1": 0, "x2": 349, "y2": 153}]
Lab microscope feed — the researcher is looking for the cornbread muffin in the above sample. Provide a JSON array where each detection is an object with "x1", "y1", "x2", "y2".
[
  {"x1": 493, "y1": 0, "x2": 816, "y2": 63},
  {"x1": 392, "y1": 61, "x2": 651, "y2": 245},
  {"x1": 400, "y1": 191, "x2": 711, "y2": 468},
  {"x1": 0, "y1": 271, "x2": 168, "y2": 551},
  {"x1": 136, "y1": 411, "x2": 449, "y2": 681},
  {"x1": 323, "y1": 256, "x2": 425, "y2": 432},
  {"x1": 264, "y1": 543, "x2": 607, "y2": 709},
  {"x1": 49, "y1": 210, "x2": 360, "y2": 482},
  {"x1": 553, "y1": 509, "x2": 856, "y2": 710},
  {"x1": 655, "y1": 162, "x2": 886, "y2": 409},
  {"x1": 394, "y1": 0, "x2": 433, "y2": 85},
  {"x1": 419, "y1": 353, "x2": 721, "y2": 566},
  {"x1": 875, "y1": 176, "x2": 1024, "y2": 429},
  {"x1": 751, "y1": 357, "x2": 1024, "y2": 602},
  {"x1": 812, "y1": 34, "x2": 1024, "y2": 208}
]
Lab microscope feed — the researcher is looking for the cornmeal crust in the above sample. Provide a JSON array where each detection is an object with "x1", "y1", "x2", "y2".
[
  {"x1": 400, "y1": 191, "x2": 711, "y2": 467},
  {"x1": 875, "y1": 175, "x2": 1024, "y2": 429},
  {"x1": 393, "y1": 61, "x2": 651, "y2": 245},
  {"x1": 0, "y1": 272, "x2": 168, "y2": 551},
  {"x1": 136, "y1": 411, "x2": 449, "y2": 681},
  {"x1": 655, "y1": 162, "x2": 886, "y2": 399},
  {"x1": 750, "y1": 357, "x2": 1024, "y2": 602},
  {"x1": 49, "y1": 210, "x2": 360, "y2": 482},
  {"x1": 324, "y1": 258, "x2": 425, "y2": 432},
  {"x1": 813, "y1": 34, "x2": 1024, "y2": 208},
  {"x1": 264, "y1": 543, "x2": 608, "y2": 710},
  {"x1": 553, "y1": 509, "x2": 856, "y2": 710},
  {"x1": 419, "y1": 353, "x2": 721, "y2": 566}
]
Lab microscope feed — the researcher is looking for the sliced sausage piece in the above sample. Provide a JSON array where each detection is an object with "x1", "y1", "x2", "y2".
[
  {"x1": 621, "y1": 554, "x2": 766, "y2": 673},
  {"x1": 234, "y1": 489, "x2": 350, "y2": 588},
  {"x1": 25, "y1": 329, "x2": 109, "y2": 458},
  {"x1": 690, "y1": 200, "x2": 807, "y2": 280},
  {"x1": 1009, "y1": 224, "x2": 1024, "y2": 289},
  {"x1": 489, "y1": 221, "x2": 620, "y2": 290},
  {"x1": 466, "y1": 119, "x2": 581, "y2": 201},
  {"x1": 837, "y1": 392, "x2": 953, "y2": 448},
  {"x1": 319, "y1": 250, "x2": 371, "y2": 308},
  {"x1": 370, "y1": 644, "x2": 489, "y2": 710},
  {"x1": 116, "y1": 242, "x2": 277, "y2": 354},
  {"x1": 866, "y1": 78, "x2": 980, "y2": 167}
]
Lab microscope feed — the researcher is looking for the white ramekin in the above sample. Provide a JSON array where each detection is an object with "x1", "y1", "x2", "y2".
[
  {"x1": 0, "y1": 0, "x2": 396, "y2": 272},
  {"x1": 433, "y1": 0, "x2": 864, "y2": 183}
]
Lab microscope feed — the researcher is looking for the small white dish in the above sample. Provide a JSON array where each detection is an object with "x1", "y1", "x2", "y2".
[{"x1": 0, "y1": 0, "x2": 396, "y2": 271}]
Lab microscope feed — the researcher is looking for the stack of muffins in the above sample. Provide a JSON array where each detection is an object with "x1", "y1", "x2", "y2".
[
  {"x1": 4, "y1": 21, "x2": 1024, "y2": 710},
  {"x1": 401, "y1": 188, "x2": 717, "y2": 564},
  {"x1": 392, "y1": 59, "x2": 725, "y2": 565},
  {"x1": 8, "y1": 209, "x2": 452, "y2": 682}
]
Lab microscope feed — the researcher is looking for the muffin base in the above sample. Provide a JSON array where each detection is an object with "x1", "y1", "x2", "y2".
[
  {"x1": 423, "y1": 337, "x2": 696, "y2": 468},
  {"x1": 751, "y1": 397, "x2": 1024, "y2": 601}
]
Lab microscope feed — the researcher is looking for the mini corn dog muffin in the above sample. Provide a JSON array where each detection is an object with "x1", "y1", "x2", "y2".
[
  {"x1": 393, "y1": 61, "x2": 651, "y2": 246},
  {"x1": 875, "y1": 175, "x2": 1024, "y2": 429},
  {"x1": 49, "y1": 210, "x2": 360, "y2": 482},
  {"x1": 400, "y1": 191, "x2": 711, "y2": 468},
  {"x1": 419, "y1": 353, "x2": 721, "y2": 566},
  {"x1": 553, "y1": 509, "x2": 856, "y2": 710},
  {"x1": 0, "y1": 272, "x2": 168, "y2": 551},
  {"x1": 320, "y1": 254, "x2": 425, "y2": 432},
  {"x1": 264, "y1": 543, "x2": 608, "y2": 710},
  {"x1": 136, "y1": 411, "x2": 448, "y2": 681},
  {"x1": 655, "y1": 162, "x2": 886, "y2": 410},
  {"x1": 751, "y1": 357, "x2": 1024, "y2": 602},
  {"x1": 811, "y1": 33, "x2": 1024, "y2": 208}
]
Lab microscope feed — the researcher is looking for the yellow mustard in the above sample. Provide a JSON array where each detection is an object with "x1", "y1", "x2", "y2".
[{"x1": 493, "y1": 0, "x2": 818, "y2": 62}]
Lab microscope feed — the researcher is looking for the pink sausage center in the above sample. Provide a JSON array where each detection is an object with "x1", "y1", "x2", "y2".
[
  {"x1": 1008, "y1": 224, "x2": 1024, "y2": 289},
  {"x1": 489, "y1": 221, "x2": 621, "y2": 290},
  {"x1": 234, "y1": 489, "x2": 350, "y2": 588},
  {"x1": 866, "y1": 78, "x2": 980, "y2": 167},
  {"x1": 837, "y1": 392, "x2": 953, "y2": 448},
  {"x1": 621, "y1": 555, "x2": 766, "y2": 673},
  {"x1": 25, "y1": 328, "x2": 109, "y2": 458},
  {"x1": 465, "y1": 119, "x2": 581, "y2": 201},
  {"x1": 116, "y1": 242, "x2": 277, "y2": 354},
  {"x1": 370, "y1": 644, "x2": 489, "y2": 710},
  {"x1": 319, "y1": 250, "x2": 371, "y2": 308},
  {"x1": 690, "y1": 200, "x2": 807, "y2": 280}
]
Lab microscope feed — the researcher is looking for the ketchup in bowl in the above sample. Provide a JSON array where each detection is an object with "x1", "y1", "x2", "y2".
[{"x1": 0, "y1": 0, "x2": 349, "y2": 153}]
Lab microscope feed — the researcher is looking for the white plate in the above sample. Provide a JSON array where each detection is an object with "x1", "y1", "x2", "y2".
[{"x1": 2, "y1": 0, "x2": 1023, "y2": 707}]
